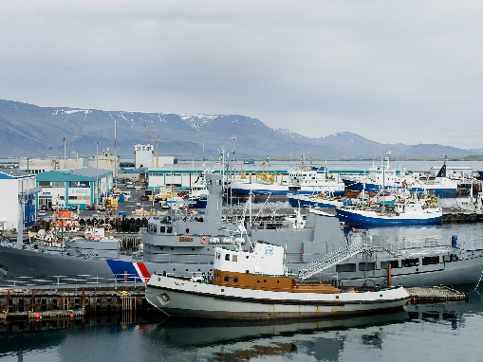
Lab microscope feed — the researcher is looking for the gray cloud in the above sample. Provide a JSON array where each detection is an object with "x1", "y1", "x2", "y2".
[{"x1": 1, "y1": 0, "x2": 482, "y2": 148}]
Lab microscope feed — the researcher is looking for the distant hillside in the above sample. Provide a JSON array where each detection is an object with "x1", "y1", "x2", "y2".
[{"x1": 0, "y1": 99, "x2": 476, "y2": 159}]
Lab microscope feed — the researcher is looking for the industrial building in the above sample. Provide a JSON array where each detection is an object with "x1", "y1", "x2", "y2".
[
  {"x1": 18, "y1": 157, "x2": 85, "y2": 174},
  {"x1": 36, "y1": 168, "x2": 113, "y2": 210},
  {"x1": 18, "y1": 152, "x2": 119, "y2": 176},
  {"x1": 0, "y1": 170, "x2": 37, "y2": 230},
  {"x1": 134, "y1": 144, "x2": 176, "y2": 169}
]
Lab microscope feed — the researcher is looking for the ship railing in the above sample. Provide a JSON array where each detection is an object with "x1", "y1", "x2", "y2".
[
  {"x1": 0, "y1": 273, "x2": 148, "y2": 291},
  {"x1": 298, "y1": 242, "x2": 373, "y2": 281}
]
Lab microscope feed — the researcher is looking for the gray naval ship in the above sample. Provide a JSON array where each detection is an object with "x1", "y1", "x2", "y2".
[
  {"x1": 142, "y1": 173, "x2": 347, "y2": 277},
  {"x1": 143, "y1": 173, "x2": 483, "y2": 288}
]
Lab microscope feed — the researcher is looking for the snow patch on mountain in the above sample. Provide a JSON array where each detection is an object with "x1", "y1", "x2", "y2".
[
  {"x1": 180, "y1": 114, "x2": 220, "y2": 129},
  {"x1": 52, "y1": 108, "x2": 91, "y2": 115}
]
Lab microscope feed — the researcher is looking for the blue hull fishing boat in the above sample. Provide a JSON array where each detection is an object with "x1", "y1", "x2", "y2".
[{"x1": 336, "y1": 199, "x2": 442, "y2": 227}]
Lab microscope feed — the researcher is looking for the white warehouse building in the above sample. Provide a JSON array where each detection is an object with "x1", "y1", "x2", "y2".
[
  {"x1": 0, "y1": 170, "x2": 37, "y2": 230},
  {"x1": 134, "y1": 144, "x2": 176, "y2": 169}
]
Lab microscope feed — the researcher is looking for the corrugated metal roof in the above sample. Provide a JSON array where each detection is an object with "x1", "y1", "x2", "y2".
[
  {"x1": 36, "y1": 168, "x2": 112, "y2": 182},
  {"x1": 0, "y1": 169, "x2": 34, "y2": 179}
]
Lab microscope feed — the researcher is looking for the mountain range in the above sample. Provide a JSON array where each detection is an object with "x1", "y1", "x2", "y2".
[{"x1": 0, "y1": 99, "x2": 480, "y2": 160}]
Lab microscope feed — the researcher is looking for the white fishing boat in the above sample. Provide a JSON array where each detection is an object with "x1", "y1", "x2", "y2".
[
  {"x1": 288, "y1": 167, "x2": 345, "y2": 196},
  {"x1": 146, "y1": 242, "x2": 410, "y2": 320}
]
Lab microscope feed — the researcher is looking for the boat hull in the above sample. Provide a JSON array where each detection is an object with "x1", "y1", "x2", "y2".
[
  {"x1": 187, "y1": 198, "x2": 207, "y2": 208},
  {"x1": 0, "y1": 245, "x2": 152, "y2": 283},
  {"x1": 336, "y1": 208, "x2": 442, "y2": 227},
  {"x1": 288, "y1": 195, "x2": 342, "y2": 209},
  {"x1": 146, "y1": 276, "x2": 409, "y2": 320},
  {"x1": 229, "y1": 183, "x2": 289, "y2": 196},
  {"x1": 319, "y1": 249, "x2": 483, "y2": 288}
]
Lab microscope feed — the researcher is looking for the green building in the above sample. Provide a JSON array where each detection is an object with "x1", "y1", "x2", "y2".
[{"x1": 36, "y1": 168, "x2": 113, "y2": 210}]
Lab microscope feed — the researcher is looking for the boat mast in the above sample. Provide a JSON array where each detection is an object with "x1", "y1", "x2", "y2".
[{"x1": 16, "y1": 178, "x2": 25, "y2": 249}]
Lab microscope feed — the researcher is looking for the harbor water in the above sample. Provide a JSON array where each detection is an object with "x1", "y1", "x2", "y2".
[
  {"x1": 2, "y1": 294, "x2": 483, "y2": 361},
  {"x1": 2, "y1": 222, "x2": 483, "y2": 361}
]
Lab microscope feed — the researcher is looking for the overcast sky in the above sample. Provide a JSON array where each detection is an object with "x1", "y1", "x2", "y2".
[{"x1": 1, "y1": 1, "x2": 482, "y2": 148}]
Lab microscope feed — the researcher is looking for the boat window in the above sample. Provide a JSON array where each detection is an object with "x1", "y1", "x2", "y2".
[
  {"x1": 336, "y1": 263, "x2": 356, "y2": 272},
  {"x1": 225, "y1": 254, "x2": 230, "y2": 261},
  {"x1": 359, "y1": 262, "x2": 376, "y2": 271},
  {"x1": 232, "y1": 255, "x2": 238, "y2": 262},
  {"x1": 216, "y1": 252, "x2": 221, "y2": 260},
  {"x1": 444, "y1": 254, "x2": 459, "y2": 262},
  {"x1": 166, "y1": 226, "x2": 173, "y2": 233},
  {"x1": 224, "y1": 276, "x2": 229, "y2": 282},
  {"x1": 381, "y1": 260, "x2": 399, "y2": 269},
  {"x1": 402, "y1": 258, "x2": 419, "y2": 267},
  {"x1": 422, "y1": 256, "x2": 440, "y2": 265},
  {"x1": 160, "y1": 226, "x2": 165, "y2": 233},
  {"x1": 186, "y1": 228, "x2": 190, "y2": 234},
  {"x1": 234, "y1": 278, "x2": 239, "y2": 283}
]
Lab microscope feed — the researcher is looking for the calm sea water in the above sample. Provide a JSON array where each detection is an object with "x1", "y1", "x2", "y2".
[
  {"x1": 2, "y1": 296, "x2": 483, "y2": 362},
  {"x1": 2, "y1": 222, "x2": 483, "y2": 362}
]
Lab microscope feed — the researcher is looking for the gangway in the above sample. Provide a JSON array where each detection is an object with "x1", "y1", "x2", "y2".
[{"x1": 298, "y1": 240, "x2": 371, "y2": 281}]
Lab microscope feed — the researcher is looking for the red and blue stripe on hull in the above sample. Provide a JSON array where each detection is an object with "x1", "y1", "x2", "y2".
[{"x1": 106, "y1": 259, "x2": 151, "y2": 282}]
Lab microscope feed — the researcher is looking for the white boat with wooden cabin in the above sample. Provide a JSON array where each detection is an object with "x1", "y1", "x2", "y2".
[{"x1": 146, "y1": 242, "x2": 410, "y2": 320}]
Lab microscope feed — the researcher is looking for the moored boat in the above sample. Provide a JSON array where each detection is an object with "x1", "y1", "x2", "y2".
[
  {"x1": 145, "y1": 242, "x2": 410, "y2": 320},
  {"x1": 336, "y1": 196, "x2": 442, "y2": 227},
  {"x1": 288, "y1": 193, "x2": 343, "y2": 209}
]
